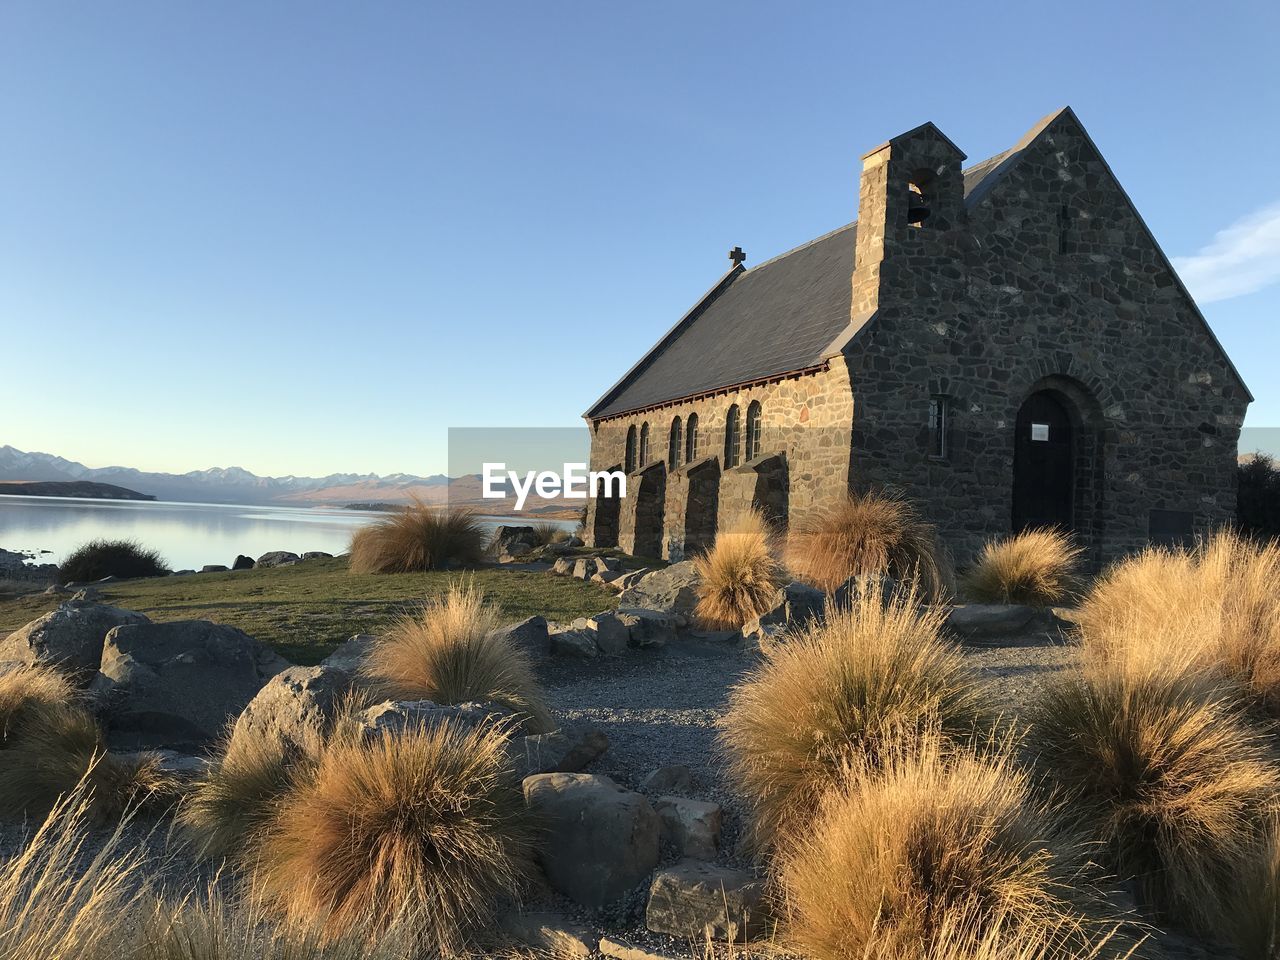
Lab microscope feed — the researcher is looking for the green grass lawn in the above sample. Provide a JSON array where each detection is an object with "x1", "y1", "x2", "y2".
[{"x1": 0, "y1": 557, "x2": 618, "y2": 665}]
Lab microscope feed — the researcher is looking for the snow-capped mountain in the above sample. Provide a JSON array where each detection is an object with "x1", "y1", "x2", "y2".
[{"x1": 0, "y1": 446, "x2": 449, "y2": 505}]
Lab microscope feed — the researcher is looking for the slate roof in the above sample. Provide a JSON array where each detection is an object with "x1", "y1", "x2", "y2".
[{"x1": 584, "y1": 109, "x2": 1247, "y2": 420}]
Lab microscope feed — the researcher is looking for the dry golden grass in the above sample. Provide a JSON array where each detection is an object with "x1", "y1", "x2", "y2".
[
  {"x1": 779, "y1": 741, "x2": 1135, "y2": 960},
  {"x1": 693, "y1": 508, "x2": 786, "y2": 629},
  {"x1": 178, "y1": 732, "x2": 299, "y2": 861},
  {"x1": 0, "y1": 780, "x2": 150, "y2": 960},
  {"x1": 785, "y1": 489, "x2": 952, "y2": 599},
  {"x1": 1026, "y1": 644, "x2": 1280, "y2": 938},
  {"x1": 0, "y1": 664, "x2": 174, "y2": 821},
  {"x1": 720, "y1": 589, "x2": 992, "y2": 851},
  {"x1": 363, "y1": 582, "x2": 552, "y2": 733},
  {"x1": 529, "y1": 522, "x2": 569, "y2": 547},
  {"x1": 1078, "y1": 532, "x2": 1280, "y2": 721},
  {"x1": 963, "y1": 529, "x2": 1084, "y2": 607},
  {"x1": 253, "y1": 720, "x2": 537, "y2": 950},
  {"x1": 347, "y1": 500, "x2": 486, "y2": 575}
]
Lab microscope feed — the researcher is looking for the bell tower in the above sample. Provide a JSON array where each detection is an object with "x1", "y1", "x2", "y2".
[{"x1": 851, "y1": 121, "x2": 967, "y2": 319}]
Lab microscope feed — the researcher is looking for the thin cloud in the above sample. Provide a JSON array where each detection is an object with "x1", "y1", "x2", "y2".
[{"x1": 1173, "y1": 202, "x2": 1280, "y2": 303}]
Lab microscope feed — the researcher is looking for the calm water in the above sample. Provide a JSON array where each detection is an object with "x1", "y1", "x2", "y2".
[{"x1": 0, "y1": 496, "x2": 566, "y2": 571}]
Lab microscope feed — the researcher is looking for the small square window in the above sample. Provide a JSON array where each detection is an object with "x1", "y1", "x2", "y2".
[
  {"x1": 1031, "y1": 423, "x2": 1050, "y2": 442},
  {"x1": 928, "y1": 397, "x2": 948, "y2": 459}
]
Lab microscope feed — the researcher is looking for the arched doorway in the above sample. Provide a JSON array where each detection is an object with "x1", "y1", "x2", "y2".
[{"x1": 1011, "y1": 391, "x2": 1075, "y2": 532}]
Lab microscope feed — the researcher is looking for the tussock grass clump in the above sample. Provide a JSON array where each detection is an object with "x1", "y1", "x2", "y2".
[
  {"x1": 0, "y1": 664, "x2": 173, "y2": 821},
  {"x1": 779, "y1": 742, "x2": 1131, "y2": 960},
  {"x1": 529, "y1": 522, "x2": 569, "y2": 547},
  {"x1": 720, "y1": 589, "x2": 991, "y2": 850},
  {"x1": 254, "y1": 720, "x2": 537, "y2": 948},
  {"x1": 348, "y1": 500, "x2": 486, "y2": 574},
  {"x1": 179, "y1": 733, "x2": 298, "y2": 861},
  {"x1": 693, "y1": 508, "x2": 786, "y2": 629},
  {"x1": 0, "y1": 782, "x2": 150, "y2": 960},
  {"x1": 963, "y1": 528, "x2": 1084, "y2": 607},
  {"x1": 364, "y1": 583, "x2": 552, "y2": 732},
  {"x1": 1026, "y1": 648, "x2": 1280, "y2": 937},
  {"x1": 1079, "y1": 532, "x2": 1280, "y2": 720},
  {"x1": 59, "y1": 537, "x2": 167, "y2": 583},
  {"x1": 785, "y1": 489, "x2": 951, "y2": 599}
]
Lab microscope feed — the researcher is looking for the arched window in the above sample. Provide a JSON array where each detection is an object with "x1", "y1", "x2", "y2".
[
  {"x1": 685, "y1": 413, "x2": 700, "y2": 463},
  {"x1": 638, "y1": 422, "x2": 650, "y2": 467},
  {"x1": 907, "y1": 169, "x2": 934, "y2": 228},
  {"x1": 724, "y1": 404, "x2": 741, "y2": 468},
  {"x1": 668, "y1": 417, "x2": 683, "y2": 470},
  {"x1": 624, "y1": 425, "x2": 637, "y2": 473},
  {"x1": 745, "y1": 401, "x2": 763, "y2": 462}
]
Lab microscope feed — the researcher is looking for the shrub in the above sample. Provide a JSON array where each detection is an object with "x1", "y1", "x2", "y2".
[
  {"x1": 179, "y1": 732, "x2": 298, "y2": 860},
  {"x1": 253, "y1": 720, "x2": 537, "y2": 948},
  {"x1": 692, "y1": 508, "x2": 786, "y2": 629},
  {"x1": 363, "y1": 583, "x2": 553, "y2": 733},
  {"x1": 779, "y1": 742, "x2": 1131, "y2": 960},
  {"x1": 785, "y1": 489, "x2": 951, "y2": 599},
  {"x1": 0, "y1": 665, "x2": 173, "y2": 821},
  {"x1": 1025, "y1": 652, "x2": 1280, "y2": 937},
  {"x1": 719, "y1": 589, "x2": 991, "y2": 850},
  {"x1": 529, "y1": 522, "x2": 569, "y2": 547},
  {"x1": 962, "y1": 528, "x2": 1084, "y2": 606},
  {"x1": 58, "y1": 537, "x2": 167, "y2": 583},
  {"x1": 1239, "y1": 453, "x2": 1280, "y2": 542},
  {"x1": 348, "y1": 500, "x2": 486, "y2": 574}
]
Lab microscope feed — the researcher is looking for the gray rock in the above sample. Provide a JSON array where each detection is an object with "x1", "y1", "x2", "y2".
[
  {"x1": 639, "y1": 764, "x2": 693, "y2": 794},
  {"x1": 491, "y1": 525, "x2": 537, "y2": 558},
  {"x1": 511, "y1": 725, "x2": 609, "y2": 780},
  {"x1": 599, "y1": 938, "x2": 680, "y2": 960},
  {"x1": 747, "y1": 581, "x2": 826, "y2": 636},
  {"x1": 92, "y1": 620, "x2": 290, "y2": 747},
  {"x1": 113, "y1": 748, "x2": 210, "y2": 781},
  {"x1": 71, "y1": 587, "x2": 103, "y2": 602},
  {"x1": 43, "y1": 583, "x2": 72, "y2": 596},
  {"x1": 550, "y1": 627, "x2": 598, "y2": 659},
  {"x1": 944, "y1": 603, "x2": 1045, "y2": 642},
  {"x1": 0, "y1": 601, "x2": 150, "y2": 680},
  {"x1": 498, "y1": 912, "x2": 595, "y2": 959},
  {"x1": 200, "y1": 565, "x2": 229, "y2": 573},
  {"x1": 591, "y1": 569, "x2": 623, "y2": 585},
  {"x1": 616, "y1": 609, "x2": 677, "y2": 648},
  {"x1": 551, "y1": 557, "x2": 575, "y2": 576},
  {"x1": 301, "y1": 551, "x2": 332, "y2": 561},
  {"x1": 831, "y1": 573, "x2": 902, "y2": 611},
  {"x1": 564, "y1": 536, "x2": 584, "y2": 548},
  {"x1": 523, "y1": 773, "x2": 661, "y2": 908},
  {"x1": 617, "y1": 561, "x2": 700, "y2": 616},
  {"x1": 583, "y1": 611, "x2": 629, "y2": 655},
  {"x1": 612, "y1": 568, "x2": 652, "y2": 592},
  {"x1": 230, "y1": 661, "x2": 359, "y2": 759},
  {"x1": 645, "y1": 860, "x2": 768, "y2": 942},
  {"x1": 655, "y1": 796, "x2": 722, "y2": 860},
  {"x1": 231, "y1": 555, "x2": 255, "y2": 571},
  {"x1": 494, "y1": 616, "x2": 550, "y2": 660},
  {"x1": 255, "y1": 551, "x2": 301, "y2": 568},
  {"x1": 321, "y1": 634, "x2": 378, "y2": 672},
  {"x1": 358, "y1": 699, "x2": 514, "y2": 739}
]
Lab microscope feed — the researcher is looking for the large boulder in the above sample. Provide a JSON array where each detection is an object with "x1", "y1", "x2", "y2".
[
  {"x1": 511, "y1": 725, "x2": 609, "y2": 780},
  {"x1": 743, "y1": 581, "x2": 825, "y2": 639},
  {"x1": 944, "y1": 604, "x2": 1047, "y2": 643},
  {"x1": 831, "y1": 573, "x2": 902, "y2": 611},
  {"x1": 358, "y1": 698, "x2": 514, "y2": 739},
  {"x1": 231, "y1": 555, "x2": 255, "y2": 571},
  {"x1": 616, "y1": 609, "x2": 677, "y2": 649},
  {"x1": 574, "y1": 612, "x2": 629, "y2": 655},
  {"x1": 493, "y1": 616, "x2": 550, "y2": 660},
  {"x1": 321, "y1": 634, "x2": 378, "y2": 672},
  {"x1": 0, "y1": 601, "x2": 150, "y2": 680},
  {"x1": 523, "y1": 773, "x2": 661, "y2": 907},
  {"x1": 645, "y1": 861, "x2": 768, "y2": 942},
  {"x1": 230, "y1": 661, "x2": 359, "y2": 759},
  {"x1": 617, "y1": 561, "x2": 700, "y2": 616},
  {"x1": 549, "y1": 627, "x2": 598, "y2": 659},
  {"x1": 491, "y1": 525, "x2": 538, "y2": 559},
  {"x1": 255, "y1": 551, "x2": 300, "y2": 568},
  {"x1": 93, "y1": 620, "x2": 291, "y2": 748}
]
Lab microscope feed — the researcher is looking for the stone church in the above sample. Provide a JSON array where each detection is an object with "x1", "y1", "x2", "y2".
[{"x1": 581, "y1": 108, "x2": 1249, "y2": 567}]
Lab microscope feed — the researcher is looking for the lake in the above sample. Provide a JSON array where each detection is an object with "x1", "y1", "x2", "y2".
[{"x1": 0, "y1": 496, "x2": 570, "y2": 571}]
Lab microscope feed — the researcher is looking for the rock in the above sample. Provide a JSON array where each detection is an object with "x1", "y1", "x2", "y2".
[
  {"x1": 523, "y1": 773, "x2": 661, "y2": 908},
  {"x1": 230, "y1": 661, "x2": 359, "y2": 759},
  {"x1": 599, "y1": 938, "x2": 680, "y2": 960},
  {"x1": 494, "y1": 616, "x2": 550, "y2": 660},
  {"x1": 0, "y1": 601, "x2": 150, "y2": 680},
  {"x1": 655, "y1": 796, "x2": 721, "y2": 860},
  {"x1": 616, "y1": 609, "x2": 677, "y2": 649},
  {"x1": 71, "y1": 587, "x2": 103, "y2": 602},
  {"x1": 498, "y1": 912, "x2": 595, "y2": 958},
  {"x1": 564, "y1": 535, "x2": 584, "y2": 548},
  {"x1": 200, "y1": 565, "x2": 229, "y2": 573},
  {"x1": 255, "y1": 551, "x2": 301, "y2": 568},
  {"x1": 491, "y1": 525, "x2": 537, "y2": 558},
  {"x1": 611, "y1": 568, "x2": 651, "y2": 592},
  {"x1": 739, "y1": 618, "x2": 786, "y2": 653},
  {"x1": 549, "y1": 627, "x2": 598, "y2": 659},
  {"x1": 114, "y1": 748, "x2": 210, "y2": 781},
  {"x1": 617, "y1": 561, "x2": 700, "y2": 616},
  {"x1": 43, "y1": 583, "x2": 72, "y2": 596},
  {"x1": 92, "y1": 620, "x2": 291, "y2": 747},
  {"x1": 745, "y1": 581, "x2": 826, "y2": 638},
  {"x1": 321, "y1": 634, "x2": 378, "y2": 671},
  {"x1": 944, "y1": 604, "x2": 1046, "y2": 642},
  {"x1": 639, "y1": 764, "x2": 693, "y2": 794},
  {"x1": 583, "y1": 612, "x2": 629, "y2": 655},
  {"x1": 358, "y1": 699, "x2": 514, "y2": 739},
  {"x1": 511, "y1": 726, "x2": 609, "y2": 779},
  {"x1": 571, "y1": 558, "x2": 595, "y2": 580},
  {"x1": 231, "y1": 555, "x2": 255, "y2": 571},
  {"x1": 171, "y1": 570, "x2": 195, "y2": 576},
  {"x1": 831, "y1": 573, "x2": 902, "y2": 611},
  {"x1": 301, "y1": 551, "x2": 332, "y2": 561},
  {"x1": 645, "y1": 861, "x2": 768, "y2": 942},
  {"x1": 551, "y1": 558, "x2": 575, "y2": 576},
  {"x1": 590, "y1": 569, "x2": 623, "y2": 585}
]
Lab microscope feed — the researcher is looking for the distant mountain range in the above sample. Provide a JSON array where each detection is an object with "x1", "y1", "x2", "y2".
[
  {"x1": 0, "y1": 445, "x2": 574, "y2": 515},
  {"x1": 0, "y1": 445, "x2": 451, "y2": 506}
]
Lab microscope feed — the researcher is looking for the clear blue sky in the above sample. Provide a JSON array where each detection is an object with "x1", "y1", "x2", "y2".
[{"x1": 3, "y1": 1, "x2": 1278, "y2": 477}]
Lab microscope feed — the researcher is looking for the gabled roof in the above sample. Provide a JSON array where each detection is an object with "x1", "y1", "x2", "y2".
[{"x1": 585, "y1": 108, "x2": 1249, "y2": 420}]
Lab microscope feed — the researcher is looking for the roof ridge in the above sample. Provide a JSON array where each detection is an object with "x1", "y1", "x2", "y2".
[{"x1": 747, "y1": 220, "x2": 857, "y2": 273}]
